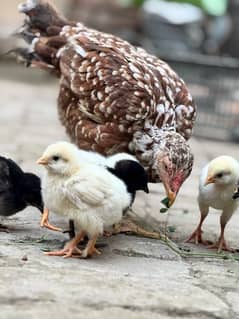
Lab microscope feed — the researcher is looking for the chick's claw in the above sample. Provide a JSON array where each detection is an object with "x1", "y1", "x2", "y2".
[{"x1": 44, "y1": 246, "x2": 82, "y2": 258}]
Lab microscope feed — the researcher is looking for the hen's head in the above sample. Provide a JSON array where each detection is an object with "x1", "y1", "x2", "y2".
[
  {"x1": 153, "y1": 131, "x2": 193, "y2": 206},
  {"x1": 37, "y1": 141, "x2": 81, "y2": 176},
  {"x1": 205, "y1": 156, "x2": 239, "y2": 187}
]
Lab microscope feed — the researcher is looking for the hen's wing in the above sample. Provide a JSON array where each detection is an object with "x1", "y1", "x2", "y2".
[
  {"x1": 58, "y1": 28, "x2": 157, "y2": 153},
  {"x1": 57, "y1": 26, "x2": 195, "y2": 153}
]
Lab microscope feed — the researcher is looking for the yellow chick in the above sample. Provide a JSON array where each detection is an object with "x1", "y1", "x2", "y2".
[
  {"x1": 187, "y1": 155, "x2": 239, "y2": 252},
  {"x1": 37, "y1": 141, "x2": 133, "y2": 258}
]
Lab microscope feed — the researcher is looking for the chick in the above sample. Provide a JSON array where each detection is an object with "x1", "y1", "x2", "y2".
[
  {"x1": 0, "y1": 156, "x2": 43, "y2": 231},
  {"x1": 187, "y1": 155, "x2": 239, "y2": 252},
  {"x1": 66, "y1": 152, "x2": 149, "y2": 238},
  {"x1": 37, "y1": 141, "x2": 136, "y2": 258}
]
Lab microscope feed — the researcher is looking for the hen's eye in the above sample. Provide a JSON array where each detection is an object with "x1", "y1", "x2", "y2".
[
  {"x1": 164, "y1": 164, "x2": 168, "y2": 170},
  {"x1": 216, "y1": 173, "x2": 223, "y2": 178},
  {"x1": 52, "y1": 156, "x2": 60, "y2": 161}
]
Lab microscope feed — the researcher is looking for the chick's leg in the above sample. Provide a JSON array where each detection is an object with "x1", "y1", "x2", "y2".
[
  {"x1": 81, "y1": 234, "x2": 101, "y2": 258},
  {"x1": 186, "y1": 205, "x2": 209, "y2": 245},
  {"x1": 45, "y1": 230, "x2": 86, "y2": 258},
  {"x1": 0, "y1": 224, "x2": 10, "y2": 233},
  {"x1": 40, "y1": 207, "x2": 62, "y2": 232},
  {"x1": 207, "y1": 209, "x2": 234, "y2": 253}
]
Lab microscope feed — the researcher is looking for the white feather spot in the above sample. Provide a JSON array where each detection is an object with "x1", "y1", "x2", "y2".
[{"x1": 97, "y1": 92, "x2": 104, "y2": 101}]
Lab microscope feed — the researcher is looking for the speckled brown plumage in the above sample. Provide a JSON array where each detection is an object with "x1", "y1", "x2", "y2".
[{"x1": 16, "y1": 1, "x2": 196, "y2": 200}]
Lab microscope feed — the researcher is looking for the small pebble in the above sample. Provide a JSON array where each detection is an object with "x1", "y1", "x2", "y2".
[{"x1": 21, "y1": 255, "x2": 28, "y2": 261}]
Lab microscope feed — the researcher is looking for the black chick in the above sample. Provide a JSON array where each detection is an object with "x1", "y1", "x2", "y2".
[
  {"x1": 0, "y1": 156, "x2": 43, "y2": 231},
  {"x1": 107, "y1": 159, "x2": 149, "y2": 206}
]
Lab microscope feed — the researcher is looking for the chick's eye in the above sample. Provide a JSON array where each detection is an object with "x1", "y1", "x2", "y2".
[
  {"x1": 216, "y1": 173, "x2": 223, "y2": 178},
  {"x1": 52, "y1": 156, "x2": 60, "y2": 161}
]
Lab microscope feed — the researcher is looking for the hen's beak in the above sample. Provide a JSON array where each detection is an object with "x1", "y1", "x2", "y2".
[
  {"x1": 163, "y1": 183, "x2": 176, "y2": 207},
  {"x1": 37, "y1": 157, "x2": 48, "y2": 165},
  {"x1": 167, "y1": 189, "x2": 176, "y2": 207},
  {"x1": 204, "y1": 175, "x2": 215, "y2": 186}
]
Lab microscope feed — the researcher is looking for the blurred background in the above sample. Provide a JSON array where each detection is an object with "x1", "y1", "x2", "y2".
[{"x1": 0, "y1": 0, "x2": 239, "y2": 142}]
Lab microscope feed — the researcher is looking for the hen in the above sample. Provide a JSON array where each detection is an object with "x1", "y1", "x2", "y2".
[{"x1": 16, "y1": 0, "x2": 196, "y2": 206}]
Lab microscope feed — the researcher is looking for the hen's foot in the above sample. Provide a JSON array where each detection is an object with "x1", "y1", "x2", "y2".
[{"x1": 112, "y1": 218, "x2": 162, "y2": 240}]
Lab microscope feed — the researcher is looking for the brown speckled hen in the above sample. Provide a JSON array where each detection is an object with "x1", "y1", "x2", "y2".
[{"x1": 16, "y1": 0, "x2": 196, "y2": 208}]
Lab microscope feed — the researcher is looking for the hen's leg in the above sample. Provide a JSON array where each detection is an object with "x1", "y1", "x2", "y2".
[
  {"x1": 207, "y1": 209, "x2": 234, "y2": 252},
  {"x1": 186, "y1": 204, "x2": 209, "y2": 245},
  {"x1": 40, "y1": 207, "x2": 62, "y2": 232},
  {"x1": 45, "y1": 230, "x2": 86, "y2": 258}
]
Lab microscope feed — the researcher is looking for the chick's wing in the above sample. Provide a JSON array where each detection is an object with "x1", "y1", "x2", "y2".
[{"x1": 63, "y1": 174, "x2": 108, "y2": 209}]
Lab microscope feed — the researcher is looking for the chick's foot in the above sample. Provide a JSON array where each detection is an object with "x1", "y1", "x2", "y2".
[
  {"x1": 207, "y1": 237, "x2": 235, "y2": 253},
  {"x1": 80, "y1": 236, "x2": 101, "y2": 258},
  {"x1": 185, "y1": 227, "x2": 209, "y2": 245},
  {"x1": 45, "y1": 245, "x2": 82, "y2": 258},
  {"x1": 0, "y1": 224, "x2": 10, "y2": 233},
  {"x1": 45, "y1": 231, "x2": 86, "y2": 258},
  {"x1": 40, "y1": 207, "x2": 62, "y2": 232}
]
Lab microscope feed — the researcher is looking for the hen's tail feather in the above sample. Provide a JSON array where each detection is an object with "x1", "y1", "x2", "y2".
[
  {"x1": 4, "y1": 48, "x2": 39, "y2": 67},
  {"x1": 16, "y1": 1, "x2": 74, "y2": 74}
]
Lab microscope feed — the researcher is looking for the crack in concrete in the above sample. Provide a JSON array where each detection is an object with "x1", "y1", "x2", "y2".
[
  {"x1": 0, "y1": 296, "x2": 55, "y2": 305},
  {"x1": 81, "y1": 302, "x2": 227, "y2": 318}
]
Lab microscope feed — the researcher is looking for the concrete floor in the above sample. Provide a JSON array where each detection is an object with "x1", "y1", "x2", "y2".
[{"x1": 0, "y1": 63, "x2": 239, "y2": 319}]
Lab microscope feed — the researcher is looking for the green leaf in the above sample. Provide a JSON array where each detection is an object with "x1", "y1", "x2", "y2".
[
  {"x1": 168, "y1": 226, "x2": 176, "y2": 233},
  {"x1": 161, "y1": 197, "x2": 170, "y2": 208}
]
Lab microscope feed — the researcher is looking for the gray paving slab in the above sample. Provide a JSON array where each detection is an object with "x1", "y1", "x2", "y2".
[{"x1": 0, "y1": 65, "x2": 239, "y2": 319}]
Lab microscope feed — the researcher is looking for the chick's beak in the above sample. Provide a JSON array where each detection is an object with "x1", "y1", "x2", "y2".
[
  {"x1": 204, "y1": 175, "x2": 215, "y2": 186},
  {"x1": 37, "y1": 157, "x2": 48, "y2": 165}
]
